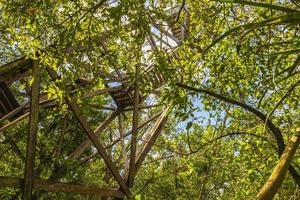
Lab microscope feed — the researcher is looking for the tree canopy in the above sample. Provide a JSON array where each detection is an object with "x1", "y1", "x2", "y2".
[{"x1": 0, "y1": 0, "x2": 300, "y2": 199}]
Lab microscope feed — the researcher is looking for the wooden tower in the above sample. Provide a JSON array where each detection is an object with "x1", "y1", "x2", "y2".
[{"x1": 0, "y1": 5, "x2": 189, "y2": 200}]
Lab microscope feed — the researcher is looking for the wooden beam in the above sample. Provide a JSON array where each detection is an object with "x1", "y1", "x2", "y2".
[
  {"x1": 68, "y1": 110, "x2": 120, "y2": 160},
  {"x1": 0, "y1": 98, "x2": 55, "y2": 124},
  {"x1": 82, "y1": 103, "x2": 116, "y2": 111},
  {"x1": 46, "y1": 67, "x2": 131, "y2": 198},
  {"x1": 134, "y1": 107, "x2": 169, "y2": 174},
  {"x1": 0, "y1": 102, "x2": 28, "y2": 123},
  {"x1": 65, "y1": 98, "x2": 131, "y2": 197},
  {"x1": 79, "y1": 111, "x2": 163, "y2": 166},
  {"x1": 0, "y1": 57, "x2": 32, "y2": 77},
  {"x1": 122, "y1": 104, "x2": 162, "y2": 112},
  {"x1": 128, "y1": 72, "x2": 140, "y2": 187},
  {"x1": 0, "y1": 100, "x2": 56, "y2": 133},
  {"x1": 257, "y1": 129, "x2": 300, "y2": 200},
  {"x1": 0, "y1": 112, "x2": 29, "y2": 133},
  {"x1": 81, "y1": 86, "x2": 123, "y2": 99},
  {"x1": 23, "y1": 61, "x2": 40, "y2": 200},
  {"x1": 107, "y1": 111, "x2": 162, "y2": 148},
  {"x1": 0, "y1": 176, "x2": 124, "y2": 198}
]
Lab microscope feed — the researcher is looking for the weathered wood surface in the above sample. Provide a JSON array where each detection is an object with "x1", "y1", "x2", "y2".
[
  {"x1": 23, "y1": 61, "x2": 40, "y2": 200},
  {"x1": 0, "y1": 176, "x2": 124, "y2": 198},
  {"x1": 79, "y1": 111, "x2": 163, "y2": 165},
  {"x1": 118, "y1": 115, "x2": 129, "y2": 177},
  {"x1": 0, "y1": 100, "x2": 56, "y2": 133}
]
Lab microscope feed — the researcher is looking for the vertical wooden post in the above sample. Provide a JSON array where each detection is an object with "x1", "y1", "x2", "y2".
[
  {"x1": 135, "y1": 108, "x2": 169, "y2": 173},
  {"x1": 128, "y1": 66, "x2": 140, "y2": 187},
  {"x1": 23, "y1": 61, "x2": 40, "y2": 200}
]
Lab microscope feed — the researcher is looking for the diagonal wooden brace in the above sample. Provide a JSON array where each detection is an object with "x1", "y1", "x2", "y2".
[
  {"x1": 46, "y1": 67, "x2": 131, "y2": 198},
  {"x1": 68, "y1": 110, "x2": 120, "y2": 159},
  {"x1": 134, "y1": 107, "x2": 169, "y2": 175}
]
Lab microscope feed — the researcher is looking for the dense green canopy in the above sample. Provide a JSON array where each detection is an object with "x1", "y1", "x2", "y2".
[{"x1": 0, "y1": 0, "x2": 300, "y2": 199}]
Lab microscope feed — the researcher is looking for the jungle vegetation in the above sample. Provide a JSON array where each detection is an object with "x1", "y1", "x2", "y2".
[{"x1": 0, "y1": 0, "x2": 300, "y2": 199}]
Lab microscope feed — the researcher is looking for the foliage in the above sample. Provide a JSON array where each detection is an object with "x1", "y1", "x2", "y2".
[{"x1": 0, "y1": 0, "x2": 300, "y2": 199}]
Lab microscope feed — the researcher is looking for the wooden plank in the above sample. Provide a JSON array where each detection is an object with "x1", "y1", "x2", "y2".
[
  {"x1": 23, "y1": 61, "x2": 40, "y2": 200},
  {"x1": 68, "y1": 110, "x2": 120, "y2": 159},
  {"x1": 122, "y1": 104, "x2": 162, "y2": 112},
  {"x1": 0, "y1": 57, "x2": 32, "y2": 77},
  {"x1": 46, "y1": 67, "x2": 131, "y2": 198},
  {"x1": 0, "y1": 176, "x2": 124, "y2": 198},
  {"x1": 0, "y1": 102, "x2": 28, "y2": 123},
  {"x1": 82, "y1": 104, "x2": 117, "y2": 111},
  {"x1": 134, "y1": 108, "x2": 169, "y2": 174},
  {"x1": 0, "y1": 100, "x2": 56, "y2": 133},
  {"x1": 0, "y1": 82, "x2": 17, "y2": 111},
  {"x1": 128, "y1": 74, "x2": 140, "y2": 187}
]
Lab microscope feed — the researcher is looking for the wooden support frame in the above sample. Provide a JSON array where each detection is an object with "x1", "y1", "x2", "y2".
[
  {"x1": 134, "y1": 107, "x2": 169, "y2": 174},
  {"x1": 128, "y1": 66, "x2": 140, "y2": 187},
  {"x1": 0, "y1": 57, "x2": 32, "y2": 83},
  {"x1": 107, "y1": 108, "x2": 169, "y2": 200},
  {"x1": 79, "y1": 111, "x2": 163, "y2": 165},
  {"x1": 46, "y1": 67, "x2": 131, "y2": 198},
  {"x1": 0, "y1": 113, "x2": 29, "y2": 133},
  {"x1": 0, "y1": 176, "x2": 124, "y2": 198},
  {"x1": 68, "y1": 110, "x2": 120, "y2": 159},
  {"x1": 23, "y1": 61, "x2": 40, "y2": 200},
  {"x1": 0, "y1": 100, "x2": 56, "y2": 133}
]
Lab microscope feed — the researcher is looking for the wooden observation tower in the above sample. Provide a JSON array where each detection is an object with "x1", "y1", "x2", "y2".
[{"x1": 0, "y1": 5, "x2": 189, "y2": 200}]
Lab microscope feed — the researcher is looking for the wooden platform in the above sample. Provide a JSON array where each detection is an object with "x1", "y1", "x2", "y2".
[
  {"x1": 0, "y1": 57, "x2": 32, "y2": 86},
  {"x1": 109, "y1": 85, "x2": 137, "y2": 109},
  {"x1": 0, "y1": 82, "x2": 20, "y2": 120},
  {"x1": 0, "y1": 58, "x2": 33, "y2": 120}
]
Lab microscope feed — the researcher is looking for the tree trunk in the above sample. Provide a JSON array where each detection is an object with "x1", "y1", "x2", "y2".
[{"x1": 257, "y1": 128, "x2": 300, "y2": 200}]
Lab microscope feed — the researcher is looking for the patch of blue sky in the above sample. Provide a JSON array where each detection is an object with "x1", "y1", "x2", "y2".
[{"x1": 176, "y1": 95, "x2": 225, "y2": 131}]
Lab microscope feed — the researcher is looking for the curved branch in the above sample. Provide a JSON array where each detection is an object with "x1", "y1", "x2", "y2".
[
  {"x1": 213, "y1": 0, "x2": 300, "y2": 13},
  {"x1": 191, "y1": 132, "x2": 277, "y2": 154},
  {"x1": 176, "y1": 82, "x2": 300, "y2": 185}
]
